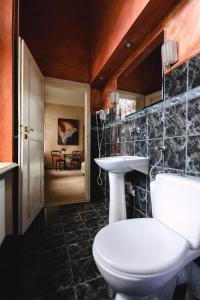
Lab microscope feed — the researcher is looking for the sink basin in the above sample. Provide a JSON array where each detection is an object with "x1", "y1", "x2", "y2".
[
  {"x1": 94, "y1": 155, "x2": 149, "y2": 174},
  {"x1": 94, "y1": 155, "x2": 149, "y2": 224}
]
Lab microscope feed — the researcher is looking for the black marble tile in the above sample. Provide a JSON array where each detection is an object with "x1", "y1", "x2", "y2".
[
  {"x1": 42, "y1": 234, "x2": 65, "y2": 251},
  {"x1": 75, "y1": 277, "x2": 109, "y2": 300},
  {"x1": 188, "y1": 54, "x2": 200, "y2": 90},
  {"x1": 147, "y1": 103, "x2": 164, "y2": 139},
  {"x1": 146, "y1": 191, "x2": 152, "y2": 218},
  {"x1": 126, "y1": 171, "x2": 146, "y2": 190},
  {"x1": 126, "y1": 141, "x2": 134, "y2": 155},
  {"x1": 63, "y1": 221, "x2": 85, "y2": 233},
  {"x1": 45, "y1": 224, "x2": 63, "y2": 236},
  {"x1": 133, "y1": 209, "x2": 146, "y2": 219},
  {"x1": 148, "y1": 139, "x2": 164, "y2": 166},
  {"x1": 33, "y1": 264, "x2": 74, "y2": 297},
  {"x1": 65, "y1": 229, "x2": 90, "y2": 245},
  {"x1": 134, "y1": 111, "x2": 147, "y2": 140},
  {"x1": 71, "y1": 256, "x2": 100, "y2": 284},
  {"x1": 91, "y1": 114, "x2": 97, "y2": 128},
  {"x1": 77, "y1": 203, "x2": 95, "y2": 213},
  {"x1": 164, "y1": 95, "x2": 186, "y2": 137},
  {"x1": 188, "y1": 96, "x2": 200, "y2": 136},
  {"x1": 125, "y1": 193, "x2": 134, "y2": 219},
  {"x1": 119, "y1": 123, "x2": 126, "y2": 143},
  {"x1": 80, "y1": 210, "x2": 100, "y2": 220},
  {"x1": 111, "y1": 125, "x2": 118, "y2": 145},
  {"x1": 147, "y1": 166, "x2": 164, "y2": 183},
  {"x1": 105, "y1": 142, "x2": 111, "y2": 157},
  {"x1": 62, "y1": 213, "x2": 81, "y2": 224},
  {"x1": 164, "y1": 137, "x2": 186, "y2": 170},
  {"x1": 135, "y1": 140, "x2": 147, "y2": 157},
  {"x1": 59, "y1": 204, "x2": 78, "y2": 215},
  {"x1": 135, "y1": 187, "x2": 147, "y2": 216},
  {"x1": 84, "y1": 217, "x2": 105, "y2": 229},
  {"x1": 119, "y1": 142, "x2": 127, "y2": 155},
  {"x1": 87, "y1": 225, "x2": 105, "y2": 240},
  {"x1": 67, "y1": 240, "x2": 92, "y2": 262},
  {"x1": 37, "y1": 288, "x2": 76, "y2": 300},
  {"x1": 164, "y1": 63, "x2": 187, "y2": 99},
  {"x1": 164, "y1": 168, "x2": 186, "y2": 176},
  {"x1": 187, "y1": 135, "x2": 200, "y2": 173},
  {"x1": 95, "y1": 208, "x2": 109, "y2": 218},
  {"x1": 40, "y1": 246, "x2": 69, "y2": 270}
]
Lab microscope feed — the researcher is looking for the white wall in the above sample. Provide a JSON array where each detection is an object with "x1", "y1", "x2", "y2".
[{"x1": 44, "y1": 103, "x2": 84, "y2": 168}]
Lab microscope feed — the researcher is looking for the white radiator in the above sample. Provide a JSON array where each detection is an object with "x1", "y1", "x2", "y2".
[{"x1": 0, "y1": 180, "x2": 5, "y2": 245}]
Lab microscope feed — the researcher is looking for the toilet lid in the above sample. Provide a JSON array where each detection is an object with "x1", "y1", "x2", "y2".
[{"x1": 93, "y1": 218, "x2": 189, "y2": 275}]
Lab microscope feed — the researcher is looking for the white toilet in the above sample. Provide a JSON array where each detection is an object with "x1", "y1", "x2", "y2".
[{"x1": 93, "y1": 174, "x2": 200, "y2": 300}]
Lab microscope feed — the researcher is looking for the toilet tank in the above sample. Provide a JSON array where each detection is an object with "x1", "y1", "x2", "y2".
[{"x1": 150, "y1": 174, "x2": 200, "y2": 249}]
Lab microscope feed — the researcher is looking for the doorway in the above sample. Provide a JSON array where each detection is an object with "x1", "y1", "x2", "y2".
[{"x1": 44, "y1": 78, "x2": 90, "y2": 206}]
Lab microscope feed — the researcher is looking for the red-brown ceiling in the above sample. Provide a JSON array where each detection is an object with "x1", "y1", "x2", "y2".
[
  {"x1": 118, "y1": 45, "x2": 162, "y2": 95},
  {"x1": 20, "y1": 0, "x2": 90, "y2": 83},
  {"x1": 90, "y1": 0, "x2": 149, "y2": 81},
  {"x1": 20, "y1": 0, "x2": 179, "y2": 88}
]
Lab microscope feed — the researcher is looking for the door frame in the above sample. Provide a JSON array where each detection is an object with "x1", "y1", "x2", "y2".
[{"x1": 44, "y1": 77, "x2": 91, "y2": 202}]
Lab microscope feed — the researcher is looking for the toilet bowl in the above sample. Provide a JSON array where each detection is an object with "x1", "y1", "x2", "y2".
[{"x1": 93, "y1": 174, "x2": 200, "y2": 300}]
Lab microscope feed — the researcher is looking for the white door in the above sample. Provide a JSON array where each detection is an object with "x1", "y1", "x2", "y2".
[{"x1": 18, "y1": 38, "x2": 44, "y2": 234}]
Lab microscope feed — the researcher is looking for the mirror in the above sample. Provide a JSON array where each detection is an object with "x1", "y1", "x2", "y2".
[{"x1": 116, "y1": 32, "x2": 164, "y2": 115}]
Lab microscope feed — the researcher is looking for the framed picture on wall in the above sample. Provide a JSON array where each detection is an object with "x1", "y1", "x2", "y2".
[{"x1": 58, "y1": 118, "x2": 79, "y2": 145}]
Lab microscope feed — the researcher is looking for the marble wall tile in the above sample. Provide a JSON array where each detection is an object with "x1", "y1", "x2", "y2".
[
  {"x1": 188, "y1": 54, "x2": 200, "y2": 90},
  {"x1": 119, "y1": 142, "x2": 127, "y2": 155},
  {"x1": 133, "y1": 209, "x2": 146, "y2": 218},
  {"x1": 186, "y1": 86, "x2": 200, "y2": 101},
  {"x1": 164, "y1": 168, "x2": 186, "y2": 176},
  {"x1": 91, "y1": 52, "x2": 200, "y2": 208},
  {"x1": 134, "y1": 111, "x2": 147, "y2": 140},
  {"x1": 164, "y1": 63, "x2": 187, "y2": 99},
  {"x1": 148, "y1": 139, "x2": 164, "y2": 166},
  {"x1": 147, "y1": 103, "x2": 164, "y2": 139},
  {"x1": 105, "y1": 143, "x2": 111, "y2": 157},
  {"x1": 126, "y1": 141, "x2": 134, "y2": 155},
  {"x1": 187, "y1": 136, "x2": 200, "y2": 173},
  {"x1": 132, "y1": 171, "x2": 147, "y2": 190},
  {"x1": 135, "y1": 187, "x2": 147, "y2": 216},
  {"x1": 111, "y1": 125, "x2": 118, "y2": 144},
  {"x1": 146, "y1": 191, "x2": 152, "y2": 218},
  {"x1": 164, "y1": 137, "x2": 186, "y2": 170},
  {"x1": 164, "y1": 95, "x2": 186, "y2": 137},
  {"x1": 135, "y1": 140, "x2": 147, "y2": 157},
  {"x1": 187, "y1": 96, "x2": 200, "y2": 136},
  {"x1": 147, "y1": 166, "x2": 165, "y2": 186}
]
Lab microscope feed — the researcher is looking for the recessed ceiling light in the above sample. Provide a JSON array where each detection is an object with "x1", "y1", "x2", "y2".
[{"x1": 125, "y1": 41, "x2": 132, "y2": 48}]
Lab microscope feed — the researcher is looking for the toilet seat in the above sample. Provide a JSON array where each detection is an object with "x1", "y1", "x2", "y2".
[{"x1": 93, "y1": 218, "x2": 189, "y2": 276}]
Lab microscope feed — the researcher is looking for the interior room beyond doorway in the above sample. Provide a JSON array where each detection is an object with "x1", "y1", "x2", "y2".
[{"x1": 44, "y1": 79, "x2": 87, "y2": 206}]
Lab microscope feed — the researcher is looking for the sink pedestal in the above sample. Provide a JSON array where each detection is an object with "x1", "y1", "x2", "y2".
[{"x1": 109, "y1": 172, "x2": 127, "y2": 224}]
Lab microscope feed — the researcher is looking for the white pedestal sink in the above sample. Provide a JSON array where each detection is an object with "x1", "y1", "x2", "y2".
[{"x1": 94, "y1": 156, "x2": 149, "y2": 224}]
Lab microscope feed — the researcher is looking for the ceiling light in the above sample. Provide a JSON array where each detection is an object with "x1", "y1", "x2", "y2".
[{"x1": 125, "y1": 41, "x2": 132, "y2": 48}]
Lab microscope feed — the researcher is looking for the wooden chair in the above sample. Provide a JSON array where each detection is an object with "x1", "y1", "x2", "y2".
[
  {"x1": 70, "y1": 151, "x2": 82, "y2": 169},
  {"x1": 51, "y1": 150, "x2": 65, "y2": 170}
]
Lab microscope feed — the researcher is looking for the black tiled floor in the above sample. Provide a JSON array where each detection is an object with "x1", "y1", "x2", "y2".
[
  {"x1": 0, "y1": 201, "x2": 191, "y2": 300},
  {"x1": 0, "y1": 202, "x2": 110, "y2": 300}
]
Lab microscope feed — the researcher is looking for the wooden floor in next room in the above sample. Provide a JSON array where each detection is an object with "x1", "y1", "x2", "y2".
[{"x1": 45, "y1": 170, "x2": 86, "y2": 206}]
